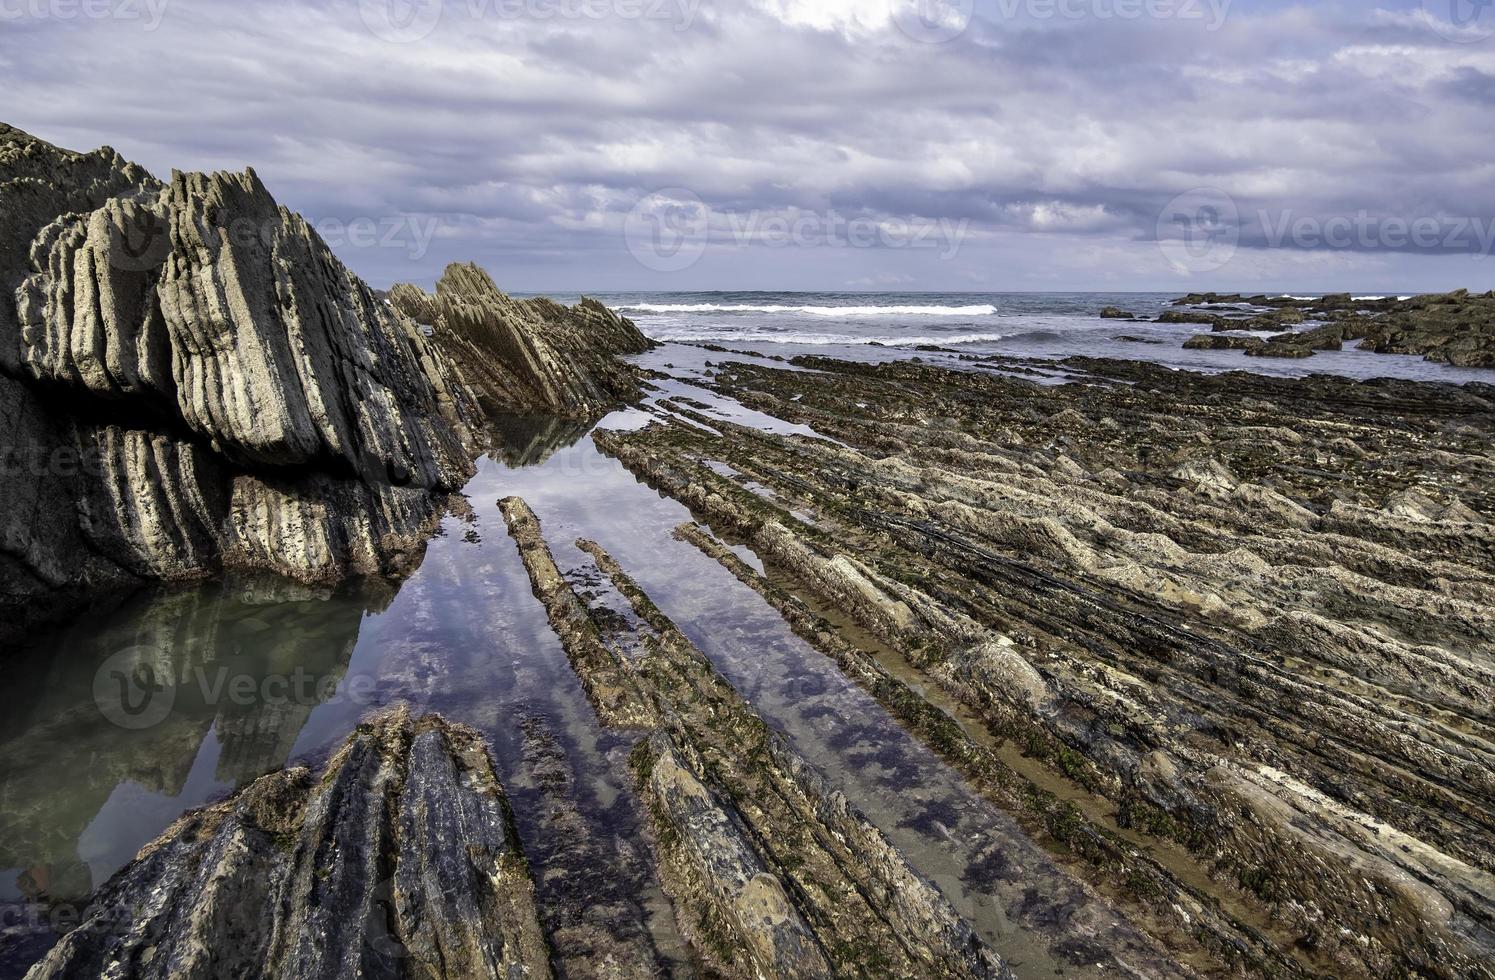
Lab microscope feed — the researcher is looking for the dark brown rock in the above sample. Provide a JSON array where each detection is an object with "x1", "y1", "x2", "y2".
[{"x1": 25, "y1": 708, "x2": 553, "y2": 980}]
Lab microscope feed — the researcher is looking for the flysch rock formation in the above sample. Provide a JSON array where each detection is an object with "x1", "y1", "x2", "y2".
[
  {"x1": 388, "y1": 263, "x2": 653, "y2": 420},
  {"x1": 500, "y1": 497, "x2": 1025, "y2": 979},
  {"x1": 590, "y1": 351, "x2": 1495, "y2": 978},
  {"x1": 0, "y1": 123, "x2": 648, "y2": 642},
  {"x1": 0, "y1": 123, "x2": 482, "y2": 638},
  {"x1": 24, "y1": 707, "x2": 552, "y2": 980}
]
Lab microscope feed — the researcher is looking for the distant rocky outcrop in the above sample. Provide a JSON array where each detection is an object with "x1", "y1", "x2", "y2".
[
  {"x1": 1169, "y1": 290, "x2": 1495, "y2": 367},
  {"x1": 389, "y1": 263, "x2": 653, "y2": 419},
  {"x1": 25, "y1": 708, "x2": 552, "y2": 980}
]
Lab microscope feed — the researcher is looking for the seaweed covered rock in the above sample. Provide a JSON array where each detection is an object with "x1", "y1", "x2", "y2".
[
  {"x1": 390, "y1": 263, "x2": 653, "y2": 419},
  {"x1": 592, "y1": 353, "x2": 1495, "y2": 978},
  {"x1": 1169, "y1": 290, "x2": 1495, "y2": 367},
  {"x1": 1183, "y1": 334, "x2": 1263, "y2": 351},
  {"x1": 25, "y1": 708, "x2": 552, "y2": 980},
  {"x1": 1358, "y1": 289, "x2": 1495, "y2": 367},
  {"x1": 500, "y1": 502, "x2": 1019, "y2": 979}
]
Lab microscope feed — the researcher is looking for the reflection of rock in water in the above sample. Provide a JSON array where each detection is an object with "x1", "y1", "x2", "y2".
[
  {"x1": 0, "y1": 577, "x2": 370, "y2": 909},
  {"x1": 490, "y1": 412, "x2": 595, "y2": 469}
]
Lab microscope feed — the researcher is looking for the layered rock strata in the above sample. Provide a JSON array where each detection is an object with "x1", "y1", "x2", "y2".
[
  {"x1": 591, "y1": 352, "x2": 1495, "y2": 978},
  {"x1": 25, "y1": 708, "x2": 552, "y2": 979},
  {"x1": 1, "y1": 125, "x2": 652, "y2": 641},
  {"x1": 500, "y1": 498, "x2": 1015, "y2": 979},
  {"x1": 389, "y1": 263, "x2": 652, "y2": 419},
  {"x1": 0, "y1": 125, "x2": 490, "y2": 637}
]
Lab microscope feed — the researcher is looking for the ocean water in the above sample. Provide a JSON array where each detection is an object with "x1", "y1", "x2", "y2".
[{"x1": 531, "y1": 291, "x2": 1491, "y2": 383}]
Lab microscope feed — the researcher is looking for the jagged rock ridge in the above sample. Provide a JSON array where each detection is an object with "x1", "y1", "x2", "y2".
[
  {"x1": 389, "y1": 262, "x2": 652, "y2": 420},
  {"x1": 591, "y1": 352, "x2": 1495, "y2": 977},
  {"x1": 0, "y1": 124, "x2": 651, "y2": 640},
  {"x1": 24, "y1": 708, "x2": 552, "y2": 979}
]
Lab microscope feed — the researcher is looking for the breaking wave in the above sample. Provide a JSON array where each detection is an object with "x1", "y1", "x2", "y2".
[
  {"x1": 622, "y1": 303, "x2": 999, "y2": 317},
  {"x1": 647, "y1": 329, "x2": 1005, "y2": 347}
]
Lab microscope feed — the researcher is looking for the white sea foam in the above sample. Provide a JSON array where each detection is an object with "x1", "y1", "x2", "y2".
[
  {"x1": 623, "y1": 303, "x2": 998, "y2": 317},
  {"x1": 649, "y1": 329, "x2": 1006, "y2": 347}
]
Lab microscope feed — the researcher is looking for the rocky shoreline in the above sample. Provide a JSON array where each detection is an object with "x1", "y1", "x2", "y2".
[
  {"x1": 1154, "y1": 291, "x2": 1495, "y2": 367},
  {"x1": 4, "y1": 122, "x2": 1494, "y2": 979},
  {"x1": 590, "y1": 350, "x2": 1494, "y2": 977},
  {"x1": 0, "y1": 124, "x2": 647, "y2": 642}
]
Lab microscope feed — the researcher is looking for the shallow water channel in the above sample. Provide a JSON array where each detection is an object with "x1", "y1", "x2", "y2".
[{"x1": 2, "y1": 374, "x2": 1166, "y2": 978}]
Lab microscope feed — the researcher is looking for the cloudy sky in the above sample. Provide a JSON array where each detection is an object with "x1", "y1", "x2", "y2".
[{"x1": 3, "y1": 0, "x2": 1494, "y2": 293}]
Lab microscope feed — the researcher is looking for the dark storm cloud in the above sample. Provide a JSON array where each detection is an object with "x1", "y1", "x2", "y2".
[{"x1": 2, "y1": 0, "x2": 1493, "y2": 291}]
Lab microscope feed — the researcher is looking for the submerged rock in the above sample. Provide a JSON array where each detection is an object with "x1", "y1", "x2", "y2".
[
  {"x1": 26, "y1": 708, "x2": 552, "y2": 979},
  {"x1": 1246, "y1": 341, "x2": 1313, "y2": 359},
  {"x1": 500, "y1": 503, "x2": 1015, "y2": 979}
]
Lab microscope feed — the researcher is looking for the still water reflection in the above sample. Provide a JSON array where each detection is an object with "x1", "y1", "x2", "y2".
[{"x1": 1, "y1": 398, "x2": 1157, "y2": 979}]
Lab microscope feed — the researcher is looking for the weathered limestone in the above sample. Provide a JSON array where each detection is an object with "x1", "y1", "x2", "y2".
[
  {"x1": 390, "y1": 263, "x2": 652, "y2": 420},
  {"x1": 25, "y1": 708, "x2": 552, "y2": 980},
  {"x1": 500, "y1": 500, "x2": 1013, "y2": 979},
  {"x1": 592, "y1": 352, "x2": 1495, "y2": 978},
  {"x1": 0, "y1": 125, "x2": 495, "y2": 638}
]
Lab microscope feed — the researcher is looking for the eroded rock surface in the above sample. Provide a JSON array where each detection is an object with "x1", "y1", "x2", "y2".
[
  {"x1": 389, "y1": 263, "x2": 652, "y2": 420},
  {"x1": 500, "y1": 499, "x2": 1016, "y2": 979},
  {"x1": 25, "y1": 708, "x2": 552, "y2": 980},
  {"x1": 592, "y1": 352, "x2": 1495, "y2": 978},
  {"x1": 0, "y1": 126, "x2": 653, "y2": 640},
  {"x1": 1170, "y1": 290, "x2": 1495, "y2": 367}
]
